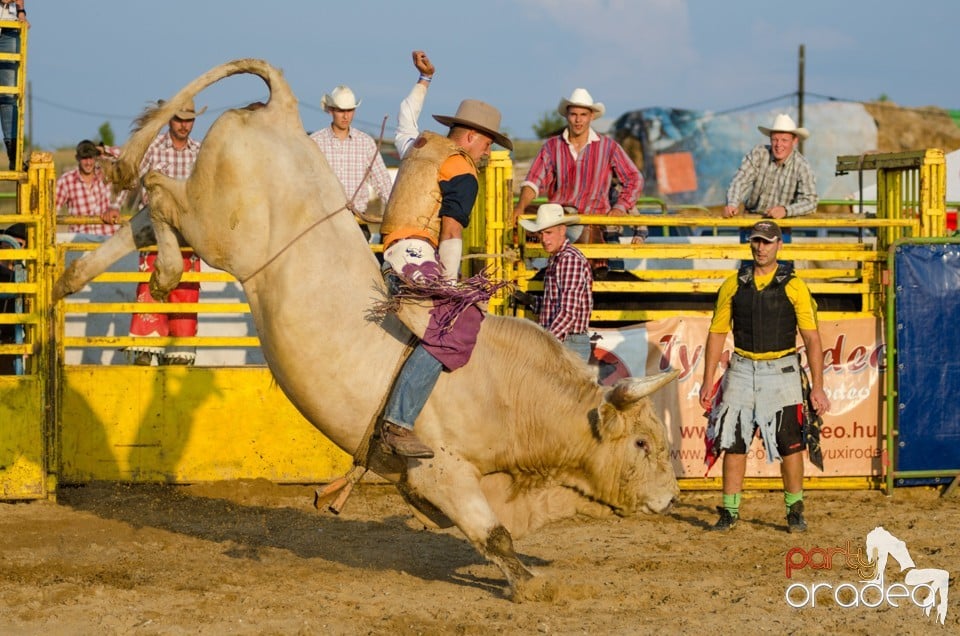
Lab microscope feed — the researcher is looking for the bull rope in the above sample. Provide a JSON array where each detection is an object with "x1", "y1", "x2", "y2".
[
  {"x1": 237, "y1": 118, "x2": 390, "y2": 285},
  {"x1": 237, "y1": 203, "x2": 348, "y2": 285},
  {"x1": 315, "y1": 330, "x2": 419, "y2": 515},
  {"x1": 344, "y1": 115, "x2": 389, "y2": 225}
]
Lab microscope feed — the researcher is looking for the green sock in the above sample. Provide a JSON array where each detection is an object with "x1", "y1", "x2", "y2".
[
  {"x1": 722, "y1": 493, "x2": 741, "y2": 517},
  {"x1": 784, "y1": 490, "x2": 804, "y2": 512}
]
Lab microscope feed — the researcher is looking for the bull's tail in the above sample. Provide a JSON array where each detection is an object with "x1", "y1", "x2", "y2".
[
  {"x1": 54, "y1": 59, "x2": 298, "y2": 302},
  {"x1": 105, "y1": 58, "x2": 298, "y2": 194}
]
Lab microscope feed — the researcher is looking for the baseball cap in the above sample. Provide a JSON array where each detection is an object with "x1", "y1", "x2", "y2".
[
  {"x1": 748, "y1": 220, "x2": 782, "y2": 242},
  {"x1": 76, "y1": 139, "x2": 99, "y2": 159}
]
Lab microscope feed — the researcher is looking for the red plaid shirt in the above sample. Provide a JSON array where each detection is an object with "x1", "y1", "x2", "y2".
[
  {"x1": 55, "y1": 167, "x2": 120, "y2": 236},
  {"x1": 521, "y1": 129, "x2": 643, "y2": 214},
  {"x1": 536, "y1": 240, "x2": 593, "y2": 341}
]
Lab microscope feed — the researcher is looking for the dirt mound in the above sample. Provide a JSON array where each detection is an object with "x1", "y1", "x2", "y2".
[{"x1": 864, "y1": 101, "x2": 960, "y2": 154}]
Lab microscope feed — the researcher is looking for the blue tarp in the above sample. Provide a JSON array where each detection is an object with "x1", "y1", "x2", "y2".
[
  {"x1": 612, "y1": 102, "x2": 878, "y2": 207},
  {"x1": 894, "y1": 242, "x2": 960, "y2": 473}
]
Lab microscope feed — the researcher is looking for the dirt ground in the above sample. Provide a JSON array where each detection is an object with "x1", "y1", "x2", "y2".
[{"x1": 0, "y1": 480, "x2": 956, "y2": 635}]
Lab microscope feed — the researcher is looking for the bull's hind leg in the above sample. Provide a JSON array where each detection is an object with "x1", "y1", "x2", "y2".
[
  {"x1": 143, "y1": 173, "x2": 190, "y2": 300},
  {"x1": 405, "y1": 465, "x2": 554, "y2": 601}
]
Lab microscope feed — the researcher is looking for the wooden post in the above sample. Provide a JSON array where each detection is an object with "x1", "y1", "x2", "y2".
[{"x1": 798, "y1": 44, "x2": 805, "y2": 155}]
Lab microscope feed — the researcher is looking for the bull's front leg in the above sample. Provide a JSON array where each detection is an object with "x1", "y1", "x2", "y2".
[
  {"x1": 143, "y1": 173, "x2": 189, "y2": 301},
  {"x1": 406, "y1": 462, "x2": 555, "y2": 602},
  {"x1": 52, "y1": 208, "x2": 156, "y2": 302}
]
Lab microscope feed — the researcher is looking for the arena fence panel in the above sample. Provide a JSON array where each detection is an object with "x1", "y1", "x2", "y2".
[
  {"x1": 2, "y1": 145, "x2": 954, "y2": 499},
  {"x1": 886, "y1": 239, "x2": 960, "y2": 492}
]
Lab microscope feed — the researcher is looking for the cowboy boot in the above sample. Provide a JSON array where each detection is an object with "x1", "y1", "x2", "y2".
[{"x1": 381, "y1": 422, "x2": 434, "y2": 458}]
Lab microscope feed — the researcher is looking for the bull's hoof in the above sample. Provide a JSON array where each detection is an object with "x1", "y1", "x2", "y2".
[
  {"x1": 148, "y1": 274, "x2": 171, "y2": 302},
  {"x1": 510, "y1": 574, "x2": 558, "y2": 603},
  {"x1": 51, "y1": 281, "x2": 69, "y2": 303}
]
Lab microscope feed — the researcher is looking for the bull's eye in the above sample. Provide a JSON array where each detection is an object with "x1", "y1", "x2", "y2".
[{"x1": 635, "y1": 439, "x2": 647, "y2": 451}]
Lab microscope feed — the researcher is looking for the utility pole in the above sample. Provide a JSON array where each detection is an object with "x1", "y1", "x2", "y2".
[{"x1": 798, "y1": 44, "x2": 805, "y2": 154}]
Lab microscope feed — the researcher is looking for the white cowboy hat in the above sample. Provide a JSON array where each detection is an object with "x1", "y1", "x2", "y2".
[
  {"x1": 519, "y1": 203, "x2": 581, "y2": 233},
  {"x1": 433, "y1": 99, "x2": 513, "y2": 150},
  {"x1": 557, "y1": 88, "x2": 605, "y2": 118},
  {"x1": 321, "y1": 85, "x2": 361, "y2": 111},
  {"x1": 758, "y1": 113, "x2": 809, "y2": 140}
]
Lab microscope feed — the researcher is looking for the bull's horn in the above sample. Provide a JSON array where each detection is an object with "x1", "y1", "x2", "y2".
[{"x1": 609, "y1": 369, "x2": 680, "y2": 406}]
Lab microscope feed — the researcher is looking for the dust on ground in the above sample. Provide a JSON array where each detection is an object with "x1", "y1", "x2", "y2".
[{"x1": 1, "y1": 480, "x2": 957, "y2": 635}]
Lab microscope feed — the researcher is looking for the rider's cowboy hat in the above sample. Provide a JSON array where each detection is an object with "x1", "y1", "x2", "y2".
[
  {"x1": 321, "y1": 85, "x2": 362, "y2": 111},
  {"x1": 557, "y1": 88, "x2": 605, "y2": 118},
  {"x1": 433, "y1": 99, "x2": 513, "y2": 150},
  {"x1": 519, "y1": 203, "x2": 580, "y2": 233},
  {"x1": 758, "y1": 113, "x2": 809, "y2": 140}
]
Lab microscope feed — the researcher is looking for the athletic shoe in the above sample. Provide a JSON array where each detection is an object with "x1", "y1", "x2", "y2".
[
  {"x1": 711, "y1": 506, "x2": 738, "y2": 531},
  {"x1": 786, "y1": 501, "x2": 808, "y2": 533}
]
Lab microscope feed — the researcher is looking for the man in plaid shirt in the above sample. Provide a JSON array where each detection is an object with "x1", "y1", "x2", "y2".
[
  {"x1": 310, "y1": 85, "x2": 392, "y2": 240},
  {"x1": 121, "y1": 98, "x2": 204, "y2": 367},
  {"x1": 724, "y1": 113, "x2": 818, "y2": 223},
  {"x1": 518, "y1": 203, "x2": 593, "y2": 363},
  {"x1": 55, "y1": 140, "x2": 122, "y2": 238}
]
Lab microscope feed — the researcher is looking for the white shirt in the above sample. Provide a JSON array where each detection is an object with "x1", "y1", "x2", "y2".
[
  {"x1": 395, "y1": 83, "x2": 428, "y2": 160},
  {"x1": 0, "y1": 2, "x2": 18, "y2": 20}
]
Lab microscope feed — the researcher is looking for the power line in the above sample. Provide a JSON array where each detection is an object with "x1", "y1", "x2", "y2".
[
  {"x1": 32, "y1": 93, "x2": 397, "y2": 139},
  {"x1": 712, "y1": 92, "x2": 798, "y2": 116},
  {"x1": 31, "y1": 95, "x2": 133, "y2": 120}
]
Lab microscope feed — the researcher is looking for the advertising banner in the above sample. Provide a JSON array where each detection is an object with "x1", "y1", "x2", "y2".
[{"x1": 591, "y1": 316, "x2": 884, "y2": 478}]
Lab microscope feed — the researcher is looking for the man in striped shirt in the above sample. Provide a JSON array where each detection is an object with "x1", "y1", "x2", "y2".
[
  {"x1": 512, "y1": 88, "x2": 643, "y2": 277},
  {"x1": 55, "y1": 139, "x2": 122, "y2": 238},
  {"x1": 122, "y1": 99, "x2": 204, "y2": 367},
  {"x1": 309, "y1": 85, "x2": 392, "y2": 239},
  {"x1": 724, "y1": 113, "x2": 818, "y2": 222},
  {"x1": 517, "y1": 203, "x2": 593, "y2": 363}
]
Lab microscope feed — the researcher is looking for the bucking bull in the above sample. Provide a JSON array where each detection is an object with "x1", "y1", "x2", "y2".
[{"x1": 53, "y1": 59, "x2": 680, "y2": 600}]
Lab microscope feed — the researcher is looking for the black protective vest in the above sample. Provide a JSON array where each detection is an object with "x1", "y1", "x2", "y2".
[{"x1": 731, "y1": 262, "x2": 797, "y2": 354}]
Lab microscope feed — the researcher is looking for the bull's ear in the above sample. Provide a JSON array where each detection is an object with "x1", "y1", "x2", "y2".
[
  {"x1": 607, "y1": 370, "x2": 680, "y2": 410},
  {"x1": 596, "y1": 402, "x2": 627, "y2": 440}
]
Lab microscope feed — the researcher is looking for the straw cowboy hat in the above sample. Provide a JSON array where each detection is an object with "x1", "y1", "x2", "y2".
[
  {"x1": 321, "y1": 85, "x2": 362, "y2": 111},
  {"x1": 557, "y1": 88, "x2": 605, "y2": 118},
  {"x1": 433, "y1": 99, "x2": 513, "y2": 150},
  {"x1": 758, "y1": 113, "x2": 809, "y2": 140},
  {"x1": 161, "y1": 98, "x2": 207, "y2": 120},
  {"x1": 519, "y1": 203, "x2": 581, "y2": 233}
]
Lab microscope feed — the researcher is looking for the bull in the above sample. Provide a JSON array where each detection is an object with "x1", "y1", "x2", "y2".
[{"x1": 53, "y1": 59, "x2": 680, "y2": 600}]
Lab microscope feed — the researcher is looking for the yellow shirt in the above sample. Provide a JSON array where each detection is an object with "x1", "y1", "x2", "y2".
[{"x1": 708, "y1": 268, "x2": 819, "y2": 360}]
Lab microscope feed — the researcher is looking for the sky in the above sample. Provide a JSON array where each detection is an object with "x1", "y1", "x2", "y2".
[{"x1": 24, "y1": 0, "x2": 960, "y2": 150}]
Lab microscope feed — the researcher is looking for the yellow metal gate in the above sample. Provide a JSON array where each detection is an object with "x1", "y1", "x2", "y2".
[
  {"x1": 0, "y1": 18, "x2": 49, "y2": 499},
  {"x1": 0, "y1": 155, "x2": 53, "y2": 499}
]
